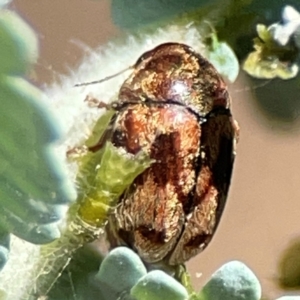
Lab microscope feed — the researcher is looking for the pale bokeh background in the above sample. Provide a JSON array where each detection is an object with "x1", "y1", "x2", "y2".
[{"x1": 12, "y1": 1, "x2": 300, "y2": 299}]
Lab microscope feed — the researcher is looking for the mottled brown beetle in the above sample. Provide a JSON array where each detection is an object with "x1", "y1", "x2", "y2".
[{"x1": 90, "y1": 43, "x2": 238, "y2": 265}]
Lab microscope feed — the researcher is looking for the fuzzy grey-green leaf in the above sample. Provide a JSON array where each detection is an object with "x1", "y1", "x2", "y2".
[
  {"x1": 199, "y1": 261, "x2": 261, "y2": 300},
  {"x1": 0, "y1": 205, "x2": 61, "y2": 244},
  {"x1": 0, "y1": 75, "x2": 75, "y2": 243},
  {"x1": 95, "y1": 247, "x2": 147, "y2": 300},
  {"x1": 0, "y1": 10, "x2": 38, "y2": 75},
  {"x1": 131, "y1": 270, "x2": 188, "y2": 300},
  {"x1": 207, "y1": 40, "x2": 239, "y2": 82},
  {"x1": 0, "y1": 0, "x2": 12, "y2": 7}
]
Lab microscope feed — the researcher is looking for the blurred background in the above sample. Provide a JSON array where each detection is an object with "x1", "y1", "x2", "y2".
[{"x1": 11, "y1": 0, "x2": 300, "y2": 299}]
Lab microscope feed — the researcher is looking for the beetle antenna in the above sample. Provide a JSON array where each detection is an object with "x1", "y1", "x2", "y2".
[{"x1": 74, "y1": 66, "x2": 133, "y2": 87}]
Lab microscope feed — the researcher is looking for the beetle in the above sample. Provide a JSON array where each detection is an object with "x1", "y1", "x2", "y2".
[{"x1": 89, "y1": 42, "x2": 238, "y2": 265}]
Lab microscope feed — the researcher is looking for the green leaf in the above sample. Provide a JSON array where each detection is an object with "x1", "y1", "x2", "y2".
[
  {"x1": 206, "y1": 32, "x2": 239, "y2": 82},
  {"x1": 199, "y1": 261, "x2": 261, "y2": 300},
  {"x1": 243, "y1": 23, "x2": 299, "y2": 79},
  {"x1": 0, "y1": 75, "x2": 75, "y2": 243},
  {"x1": 0, "y1": 0, "x2": 12, "y2": 8},
  {"x1": 0, "y1": 10, "x2": 38, "y2": 75},
  {"x1": 95, "y1": 247, "x2": 147, "y2": 300},
  {"x1": 131, "y1": 270, "x2": 188, "y2": 300},
  {"x1": 243, "y1": 51, "x2": 298, "y2": 79},
  {"x1": 111, "y1": 0, "x2": 212, "y2": 29}
]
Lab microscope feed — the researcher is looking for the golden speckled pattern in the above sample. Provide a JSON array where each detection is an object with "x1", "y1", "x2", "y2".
[{"x1": 92, "y1": 43, "x2": 238, "y2": 265}]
